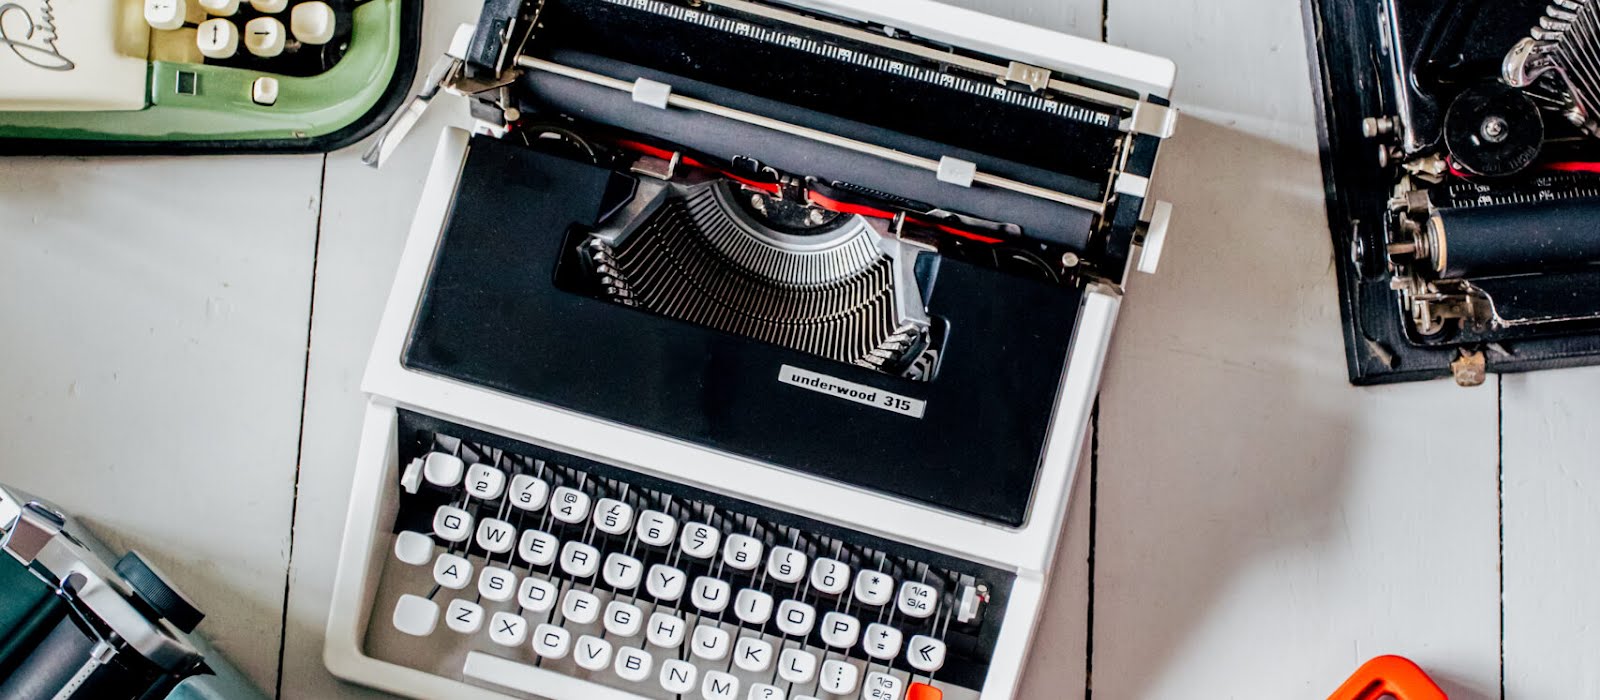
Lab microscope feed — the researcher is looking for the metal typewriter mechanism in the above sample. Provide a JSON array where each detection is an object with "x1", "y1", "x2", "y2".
[
  {"x1": 1305, "y1": 0, "x2": 1600, "y2": 384},
  {"x1": 329, "y1": 1, "x2": 1176, "y2": 699}
]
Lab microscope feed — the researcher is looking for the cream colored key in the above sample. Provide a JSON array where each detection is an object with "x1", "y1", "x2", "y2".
[
  {"x1": 290, "y1": 1, "x2": 336, "y2": 44},
  {"x1": 244, "y1": 17, "x2": 286, "y2": 58},
  {"x1": 195, "y1": 18, "x2": 239, "y2": 59},
  {"x1": 250, "y1": 0, "x2": 287, "y2": 12},
  {"x1": 144, "y1": 0, "x2": 188, "y2": 31},
  {"x1": 197, "y1": 0, "x2": 239, "y2": 16}
]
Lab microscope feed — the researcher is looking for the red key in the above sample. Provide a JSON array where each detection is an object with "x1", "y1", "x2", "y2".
[{"x1": 907, "y1": 682, "x2": 943, "y2": 700}]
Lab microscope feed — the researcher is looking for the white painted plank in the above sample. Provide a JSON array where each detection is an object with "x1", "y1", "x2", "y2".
[
  {"x1": 1503, "y1": 366, "x2": 1600, "y2": 698},
  {"x1": 0, "y1": 155, "x2": 320, "y2": 693},
  {"x1": 275, "y1": 1, "x2": 487, "y2": 697},
  {"x1": 1095, "y1": 0, "x2": 1502, "y2": 697}
]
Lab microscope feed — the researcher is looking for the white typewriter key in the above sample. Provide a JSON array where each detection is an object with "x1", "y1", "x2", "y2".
[
  {"x1": 647, "y1": 611, "x2": 687, "y2": 648},
  {"x1": 863, "y1": 623, "x2": 903, "y2": 660},
  {"x1": 532, "y1": 623, "x2": 571, "y2": 659},
  {"x1": 691, "y1": 624, "x2": 730, "y2": 661},
  {"x1": 593, "y1": 498, "x2": 634, "y2": 535},
  {"x1": 249, "y1": 0, "x2": 286, "y2": 12},
  {"x1": 863, "y1": 671, "x2": 903, "y2": 700},
  {"x1": 575, "y1": 635, "x2": 613, "y2": 671},
  {"x1": 559, "y1": 541, "x2": 600, "y2": 579},
  {"x1": 906, "y1": 635, "x2": 946, "y2": 673},
  {"x1": 144, "y1": 0, "x2": 187, "y2": 31},
  {"x1": 250, "y1": 76, "x2": 279, "y2": 106},
  {"x1": 517, "y1": 576, "x2": 558, "y2": 613},
  {"x1": 853, "y1": 570, "x2": 894, "y2": 607},
  {"x1": 602, "y1": 553, "x2": 643, "y2": 590},
  {"x1": 478, "y1": 566, "x2": 516, "y2": 603},
  {"x1": 195, "y1": 18, "x2": 239, "y2": 59},
  {"x1": 733, "y1": 636, "x2": 773, "y2": 672},
  {"x1": 432, "y1": 553, "x2": 472, "y2": 589},
  {"x1": 465, "y1": 463, "x2": 507, "y2": 500},
  {"x1": 489, "y1": 612, "x2": 528, "y2": 647},
  {"x1": 289, "y1": 1, "x2": 336, "y2": 44},
  {"x1": 517, "y1": 529, "x2": 558, "y2": 567},
  {"x1": 818, "y1": 660, "x2": 860, "y2": 696},
  {"x1": 550, "y1": 487, "x2": 591, "y2": 524},
  {"x1": 242, "y1": 17, "x2": 285, "y2": 58},
  {"x1": 604, "y1": 600, "x2": 642, "y2": 637},
  {"x1": 562, "y1": 589, "x2": 600, "y2": 625},
  {"x1": 615, "y1": 646, "x2": 653, "y2": 682},
  {"x1": 197, "y1": 0, "x2": 239, "y2": 15},
  {"x1": 691, "y1": 576, "x2": 730, "y2": 613},
  {"x1": 897, "y1": 581, "x2": 937, "y2": 619},
  {"x1": 474, "y1": 517, "x2": 515, "y2": 554},
  {"x1": 734, "y1": 588, "x2": 773, "y2": 625},
  {"x1": 392, "y1": 531, "x2": 434, "y2": 566},
  {"x1": 702, "y1": 670, "x2": 740, "y2": 699},
  {"x1": 722, "y1": 534, "x2": 762, "y2": 571},
  {"x1": 391, "y1": 594, "x2": 438, "y2": 636},
  {"x1": 423, "y1": 452, "x2": 464, "y2": 488},
  {"x1": 810, "y1": 558, "x2": 849, "y2": 596},
  {"x1": 399, "y1": 459, "x2": 422, "y2": 494},
  {"x1": 636, "y1": 510, "x2": 676, "y2": 546},
  {"x1": 508, "y1": 474, "x2": 550, "y2": 511},
  {"x1": 679, "y1": 522, "x2": 719, "y2": 559},
  {"x1": 749, "y1": 683, "x2": 785, "y2": 700},
  {"x1": 432, "y1": 505, "x2": 473, "y2": 543},
  {"x1": 820, "y1": 612, "x2": 860, "y2": 648},
  {"x1": 778, "y1": 648, "x2": 818, "y2": 684},
  {"x1": 660, "y1": 659, "x2": 698, "y2": 694},
  {"x1": 647, "y1": 564, "x2": 686, "y2": 601},
  {"x1": 775, "y1": 600, "x2": 816, "y2": 636},
  {"x1": 445, "y1": 599, "x2": 483, "y2": 634},
  {"x1": 766, "y1": 547, "x2": 806, "y2": 584}
]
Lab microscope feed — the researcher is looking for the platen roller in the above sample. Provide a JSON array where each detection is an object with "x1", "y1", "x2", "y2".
[{"x1": 1418, "y1": 198, "x2": 1600, "y2": 278}]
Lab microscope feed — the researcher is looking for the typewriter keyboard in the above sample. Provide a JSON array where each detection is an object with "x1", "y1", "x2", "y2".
[
  {"x1": 142, "y1": 0, "x2": 354, "y2": 77},
  {"x1": 365, "y1": 411, "x2": 1011, "y2": 700}
]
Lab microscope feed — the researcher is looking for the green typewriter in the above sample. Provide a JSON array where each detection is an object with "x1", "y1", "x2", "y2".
[{"x1": 0, "y1": 0, "x2": 420, "y2": 153}]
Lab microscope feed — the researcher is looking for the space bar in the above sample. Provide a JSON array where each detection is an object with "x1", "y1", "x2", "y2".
[{"x1": 463, "y1": 652, "x2": 646, "y2": 700}]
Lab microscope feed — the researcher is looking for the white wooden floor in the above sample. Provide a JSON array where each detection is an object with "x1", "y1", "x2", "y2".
[{"x1": 0, "y1": 0, "x2": 1594, "y2": 697}]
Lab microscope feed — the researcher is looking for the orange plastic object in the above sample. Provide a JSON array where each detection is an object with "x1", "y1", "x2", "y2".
[
  {"x1": 1329, "y1": 655, "x2": 1447, "y2": 700},
  {"x1": 907, "y1": 682, "x2": 944, "y2": 700}
]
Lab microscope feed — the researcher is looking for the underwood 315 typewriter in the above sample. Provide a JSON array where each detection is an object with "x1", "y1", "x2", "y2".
[
  {"x1": 325, "y1": 1, "x2": 1177, "y2": 698},
  {"x1": 1305, "y1": 0, "x2": 1600, "y2": 384}
]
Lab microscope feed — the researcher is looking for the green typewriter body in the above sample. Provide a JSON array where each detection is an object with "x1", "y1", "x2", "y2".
[{"x1": 0, "y1": 0, "x2": 420, "y2": 153}]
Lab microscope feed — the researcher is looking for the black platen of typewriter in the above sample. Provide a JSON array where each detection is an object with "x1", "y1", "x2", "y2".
[
  {"x1": 327, "y1": 1, "x2": 1177, "y2": 698},
  {"x1": 1305, "y1": 0, "x2": 1600, "y2": 384}
]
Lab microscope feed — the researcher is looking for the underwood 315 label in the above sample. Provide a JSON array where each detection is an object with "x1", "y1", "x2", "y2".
[{"x1": 778, "y1": 365, "x2": 926, "y2": 419}]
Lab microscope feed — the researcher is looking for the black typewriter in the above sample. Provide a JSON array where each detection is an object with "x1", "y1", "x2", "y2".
[
  {"x1": 1305, "y1": 0, "x2": 1600, "y2": 384},
  {"x1": 326, "y1": 1, "x2": 1177, "y2": 698}
]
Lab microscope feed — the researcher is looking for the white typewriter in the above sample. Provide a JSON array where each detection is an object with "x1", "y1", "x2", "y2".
[{"x1": 325, "y1": 1, "x2": 1178, "y2": 698}]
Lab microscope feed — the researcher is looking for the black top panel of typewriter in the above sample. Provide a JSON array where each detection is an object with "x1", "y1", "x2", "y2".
[
  {"x1": 1304, "y1": 0, "x2": 1600, "y2": 383},
  {"x1": 404, "y1": 136, "x2": 1083, "y2": 527}
]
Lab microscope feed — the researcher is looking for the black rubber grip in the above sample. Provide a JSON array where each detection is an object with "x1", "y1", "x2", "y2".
[
  {"x1": 115, "y1": 552, "x2": 204, "y2": 634},
  {"x1": 1430, "y1": 198, "x2": 1600, "y2": 278}
]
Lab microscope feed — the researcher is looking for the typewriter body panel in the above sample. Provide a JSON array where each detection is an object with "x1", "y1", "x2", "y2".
[
  {"x1": 327, "y1": 1, "x2": 1176, "y2": 698},
  {"x1": 0, "y1": 0, "x2": 421, "y2": 153},
  {"x1": 1305, "y1": 0, "x2": 1600, "y2": 384}
]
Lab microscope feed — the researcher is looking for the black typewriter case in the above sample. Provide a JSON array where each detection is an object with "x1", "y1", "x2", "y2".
[
  {"x1": 1302, "y1": 0, "x2": 1600, "y2": 384},
  {"x1": 404, "y1": 137, "x2": 1085, "y2": 528}
]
